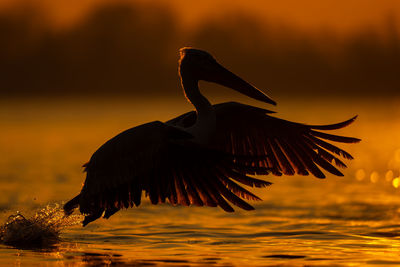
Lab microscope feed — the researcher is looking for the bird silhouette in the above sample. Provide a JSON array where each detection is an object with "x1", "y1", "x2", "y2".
[{"x1": 64, "y1": 47, "x2": 360, "y2": 226}]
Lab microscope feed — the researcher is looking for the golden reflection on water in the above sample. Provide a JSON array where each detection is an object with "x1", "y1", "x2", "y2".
[{"x1": 0, "y1": 96, "x2": 400, "y2": 266}]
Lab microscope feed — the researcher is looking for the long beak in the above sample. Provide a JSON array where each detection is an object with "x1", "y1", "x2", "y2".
[{"x1": 206, "y1": 62, "x2": 276, "y2": 106}]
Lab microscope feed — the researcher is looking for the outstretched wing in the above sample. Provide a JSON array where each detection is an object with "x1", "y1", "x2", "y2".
[
  {"x1": 167, "y1": 102, "x2": 360, "y2": 178},
  {"x1": 64, "y1": 121, "x2": 271, "y2": 226}
]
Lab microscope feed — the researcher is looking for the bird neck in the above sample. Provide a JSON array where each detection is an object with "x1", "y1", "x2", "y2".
[{"x1": 180, "y1": 74, "x2": 216, "y2": 143}]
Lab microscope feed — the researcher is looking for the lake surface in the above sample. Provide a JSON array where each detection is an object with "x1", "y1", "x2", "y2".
[{"x1": 1, "y1": 96, "x2": 400, "y2": 266}]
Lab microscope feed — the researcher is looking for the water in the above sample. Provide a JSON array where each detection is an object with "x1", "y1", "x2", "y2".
[
  {"x1": 1, "y1": 96, "x2": 400, "y2": 266},
  {"x1": 0, "y1": 205, "x2": 81, "y2": 248}
]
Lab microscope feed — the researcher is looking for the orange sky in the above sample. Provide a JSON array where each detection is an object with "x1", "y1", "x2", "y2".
[{"x1": 1, "y1": 0, "x2": 399, "y2": 34}]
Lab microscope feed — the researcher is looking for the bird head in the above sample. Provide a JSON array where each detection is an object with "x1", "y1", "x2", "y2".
[{"x1": 179, "y1": 47, "x2": 276, "y2": 106}]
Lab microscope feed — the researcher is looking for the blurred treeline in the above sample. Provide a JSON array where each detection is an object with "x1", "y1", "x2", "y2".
[{"x1": 0, "y1": 3, "x2": 399, "y2": 98}]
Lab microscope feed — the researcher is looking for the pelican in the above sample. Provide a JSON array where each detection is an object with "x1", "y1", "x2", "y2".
[{"x1": 64, "y1": 47, "x2": 360, "y2": 226}]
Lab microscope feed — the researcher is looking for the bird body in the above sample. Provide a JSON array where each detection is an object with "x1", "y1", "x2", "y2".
[{"x1": 64, "y1": 48, "x2": 360, "y2": 226}]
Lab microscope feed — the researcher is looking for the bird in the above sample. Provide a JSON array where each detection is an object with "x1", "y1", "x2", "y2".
[{"x1": 64, "y1": 47, "x2": 360, "y2": 226}]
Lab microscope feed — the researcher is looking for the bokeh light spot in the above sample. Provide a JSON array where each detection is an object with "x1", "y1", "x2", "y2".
[
  {"x1": 393, "y1": 177, "x2": 400, "y2": 188},
  {"x1": 385, "y1": 170, "x2": 394, "y2": 182},
  {"x1": 370, "y1": 171, "x2": 379, "y2": 183},
  {"x1": 355, "y1": 169, "x2": 365, "y2": 181}
]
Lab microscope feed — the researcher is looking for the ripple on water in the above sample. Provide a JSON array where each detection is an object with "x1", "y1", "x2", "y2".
[{"x1": 263, "y1": 254, "x2": 306, "y2": 259}]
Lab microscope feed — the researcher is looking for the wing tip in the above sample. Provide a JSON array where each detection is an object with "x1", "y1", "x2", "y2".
[
  {"x1": 309, "y1": 115, "x2": 359, "y2": 131},
  {"x1": 63, "y1": 194, "x2": 80, "y2": 216}
]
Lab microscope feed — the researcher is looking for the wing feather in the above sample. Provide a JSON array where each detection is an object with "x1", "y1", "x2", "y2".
[
  {"x1": 211, "y1": 175, "x2": 255, "y2": 211},
  {"x1": 277, "y1": 138, "x2": 309, "y2": 176},
  {"x1": 174, "y1": 169, "x2": 190, "y2": 206},
  {"x1": 223, "y1": 167, "x2": 272, "y2": 188},
  {"x1": 167, "y1": 102, "x2": 359, "y2": 179},
  {"x1": 296, "y1": 139, "x2": 344, "y2": 176},
  {"x1": 289, "y1": 140, "x2": 326, "y2": 178},
  {"x1": 268, "y1": 138, "x2": 295, "y2": 175},
  {"x1": 215, "y1": 170, "x2": 262, "y2": 201},
  {"x1": 304, "y1": 134, "x2": 355, "y2": 159},
  {"x1": 192, "y1": 171, "x2": 218, "y2": 207},
  {"x1": 302, "y1": 136, "x2": 347, "y2": 169},
  {"x1": 182, "y1": 173, "x2": 203, "y2": 206},
  {"x1": 201, "y1": 173, "x2": 234, "y2": 212},
  {"x1": 309, "y1": 130, "x2": 361, "y2": 143}
]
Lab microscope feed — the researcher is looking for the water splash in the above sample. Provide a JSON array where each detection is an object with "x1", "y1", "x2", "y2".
[{"x1": 0, "y1": 204, "x2": 82, "y2": 249}]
